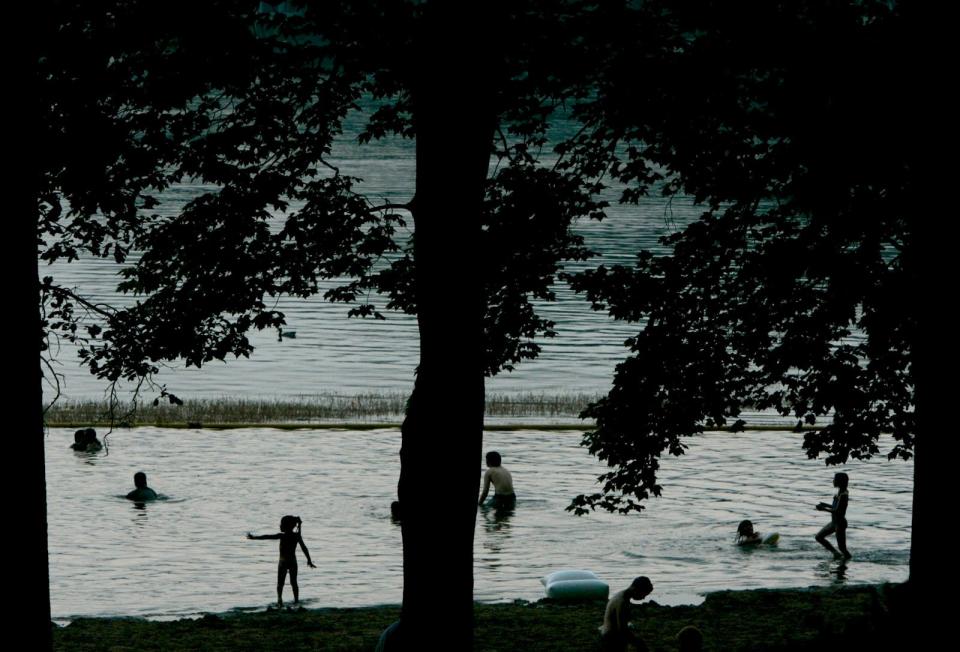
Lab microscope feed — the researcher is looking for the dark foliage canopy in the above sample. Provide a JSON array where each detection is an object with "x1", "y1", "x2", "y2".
[
  {"x1": 41, "y1": 0, "x2": 913, "y2": 518},
  {"x1": 40, "y1": 0, "x2": 621, "y2": 395},
  {"x1": 562, "y1": 0, "x2": 913, "y2": 513}
]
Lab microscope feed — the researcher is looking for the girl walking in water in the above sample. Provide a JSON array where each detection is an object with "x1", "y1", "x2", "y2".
[
  {"x1": 247, "y1": 515, "x2": 316, "y2": 607},
  {"x1": 815, "y1": 472, "x2": 851, "y2": 559}
]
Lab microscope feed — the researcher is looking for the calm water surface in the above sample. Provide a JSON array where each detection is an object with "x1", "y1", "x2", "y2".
[
  {"x1": 48, "y1": 427, "x2": 911, "y2": 623},
  {"x1": 42, "y1": 102, "x2": 714, "y2": 401}
]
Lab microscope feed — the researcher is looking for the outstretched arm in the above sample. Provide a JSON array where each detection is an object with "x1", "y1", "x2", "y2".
[
  {"x1": 299, "y1": 533, "x2": 316, "y2": 568},
  {"x1": 247, "y1": 532, "x2": 282, "y2": 540}
]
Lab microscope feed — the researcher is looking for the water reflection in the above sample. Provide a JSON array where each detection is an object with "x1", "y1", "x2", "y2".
[
  {"x1": 816, "y1": 558, "x2": 849, "y2": 584},
  {"x1": 480, "y1": 503, "x2": 516, "y2": 531}
]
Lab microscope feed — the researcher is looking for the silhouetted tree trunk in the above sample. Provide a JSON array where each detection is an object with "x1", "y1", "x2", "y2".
[
  {"x1": 396, "y1": 5, "x2": 496, "y2": 648},
  {"x1": 22, "y1": 9, "x2": 52, "y2": 646},
  {"x1": 902, "y1": 4, "x2": 951, "y2": 636}
]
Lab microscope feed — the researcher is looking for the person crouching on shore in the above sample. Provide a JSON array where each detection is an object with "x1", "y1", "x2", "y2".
[{"x1": 599, "y1": 576, "x2": 654, "y2": 652}]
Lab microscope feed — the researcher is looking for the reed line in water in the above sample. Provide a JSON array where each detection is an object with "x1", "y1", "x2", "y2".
[
  {"x1": 45, "y1": 392, "x2": 601, "y2": 425},
  {"x1": 44, "y1": 392, "x2": 825, "y2": 431}
]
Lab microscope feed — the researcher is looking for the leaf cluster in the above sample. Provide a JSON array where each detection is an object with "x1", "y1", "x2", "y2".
[{"x1": 562, "y1": 0, "x2": 912, "y2": 513}]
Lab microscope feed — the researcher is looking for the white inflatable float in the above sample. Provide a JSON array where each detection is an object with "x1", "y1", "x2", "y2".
[{"x1": 541, "y1": 570, "x2": 610, "y2": 600}]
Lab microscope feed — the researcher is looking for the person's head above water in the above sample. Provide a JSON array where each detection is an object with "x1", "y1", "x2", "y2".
[
  {"x1": 74, "y1": 430, "x2": 85, "y2": 444},
  {"x1": 280, "y1": 515, "x2": 301, "y2": 533},
  {"x1": 626, "y1": 576, "x2": 653, "y2": 600},
  {"x1": 833, "y1": 472, "x2": 849, "y2": 489},
  {"x1": 737, "y1": 520, "x2": 755, "y2": 537},
  {"x1": 133, "y1": 471, "x2": 149, "y2": 488},
  {"x1": 485, "y1": 451, "x2": 502, "y2": 467},
  {"x1": 84, "y1": 428, "x2": 98, "y2": 443}
]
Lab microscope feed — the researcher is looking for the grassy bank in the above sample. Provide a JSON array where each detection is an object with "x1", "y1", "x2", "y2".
[{"x1": 53, "y1": 584, "x2": 898, "y2": 651}]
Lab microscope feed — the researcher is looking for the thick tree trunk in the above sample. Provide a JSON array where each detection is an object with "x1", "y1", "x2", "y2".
[
  {"x1": 903, "y1": 2, "x2": 952, "y2": 639},
  {"x1": 20, "y1": 11, "x2": 52, "y2": 645},
  {"x1": 396, "y1": 4, "x2": 496, "y2": 649}
]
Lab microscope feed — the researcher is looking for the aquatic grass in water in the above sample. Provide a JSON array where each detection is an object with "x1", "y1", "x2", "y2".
[{"x1": 44, "y1": 392, "x2": 603, "y2": 426}]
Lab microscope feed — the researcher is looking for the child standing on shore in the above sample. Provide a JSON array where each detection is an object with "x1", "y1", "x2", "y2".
[
  {"x1": 247, "y1": 515, "x2": 316, "y2": 607},
  {"x1": 815, "y1": 472, "x2": 851, "y2": 559}
]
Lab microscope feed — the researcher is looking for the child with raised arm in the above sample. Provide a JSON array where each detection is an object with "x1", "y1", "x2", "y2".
[
  {"x1": 815, "y1": 472, "x2": 851, "y2": 559},
  {"x1": 247, "y1": 515, "x2": 316, "y2": 607}
]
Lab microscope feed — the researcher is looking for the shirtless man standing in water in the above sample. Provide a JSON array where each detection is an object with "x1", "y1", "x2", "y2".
[
  {"x1": 600, "y1": 576, "x2": 654, "y2": 652},
  {"x1": 478, "y1": 451, "x2": 515, "y2": 508}
]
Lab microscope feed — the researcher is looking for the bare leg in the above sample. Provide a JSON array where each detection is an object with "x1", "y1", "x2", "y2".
[
  {"x1": 836, "y1": 526, "x2": 851, "y2": 559},
  {"x1": 277, "y1": 564, "x2": 288, "y2": 607},
  {"x1": 290, "y1": 565, "x2": 300, "y2": 603},
  {"x1": 816, "y1": 523, "x2": 841, "y2": 557}
]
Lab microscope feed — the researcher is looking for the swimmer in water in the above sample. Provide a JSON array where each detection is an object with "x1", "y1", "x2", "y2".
[
  {"x1": 478, "y1": 451, "x2": 516, "y2": 509},
  {"x1": 247, "y1": 515, "x2": 316, "y2": 607},
  {"x1": 125, "y1": 471, "x2": 158, "y2": 501},
  {"x1": 70, "y1": 428, "x2": 102, "y2": 452},
  {"x1": 735, "y1": 519, "x2": 763, "y2": 545}
]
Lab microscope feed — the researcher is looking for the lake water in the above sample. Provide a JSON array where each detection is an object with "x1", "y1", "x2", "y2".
[
  {"x1": 42, "y1": 102, "x2": 716, "y2": 402},
  {"x1": 47, "y1": 427, "x2": 912, "y2": 624}
]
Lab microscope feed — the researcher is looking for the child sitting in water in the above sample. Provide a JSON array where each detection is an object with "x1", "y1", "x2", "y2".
[
  {"x1": 735, "y1": 520, "x2": 764, "y2": 545},
  {"x1": 247, "y1": 515, "x2": 316, "y2": 607}
]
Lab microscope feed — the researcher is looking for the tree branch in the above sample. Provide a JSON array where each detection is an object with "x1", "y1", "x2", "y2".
[{"x1": 46, "y1": 286, "x2": 117, "y2": 319}]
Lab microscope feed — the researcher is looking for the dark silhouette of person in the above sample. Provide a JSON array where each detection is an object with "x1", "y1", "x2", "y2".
[
  {"x1": 70, "y1": 428, "x2": 102, "y2": 452},
  {"x1": 735, "y1": 519, "x2": 763, "y2": 545},
  {"x1": 478, "y1": 451, "x2": 516, "y2": 509},
  {"x1": 374, "y1": 619, "x2": 402, "y2": 651},
  {"x1": 600, "y1": 576, "x2": 654, "y2": 652},
  {"x1": 247, "y1": 515, "x2": 316, "y2": 607},
  {"x1": 126, "y1": 471, "x2": 158, "y2": 501},
  {"x1": 815, "y1": 472, "x2": 851, "y2": 559},
  {"x1": 677, "y1": 625, "x2": 704, "y2": 651}
]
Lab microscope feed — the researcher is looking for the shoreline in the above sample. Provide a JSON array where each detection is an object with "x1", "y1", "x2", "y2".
[{"x1": 53, "y1": 583, "x2": 899, "y2": 651}]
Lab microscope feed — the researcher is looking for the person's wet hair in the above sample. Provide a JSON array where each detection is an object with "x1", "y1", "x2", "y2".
[
  {"x1": 737, "y1": 520, "x2": 753, "y2": 536},
  {"x1": 74, "y1": 430, "x2": 85, "y2": 444},
  {"x1": 134, "y1": 471, "x2": 148, "y2": 488},
  {"x1": 485, "y1": 451, "x2": 502, "y2": 467},
  {"x1": 84, "y1": 428, "x2": 97, "y2": 442},
  {"x1": 834, "y1": 472, "x2": 849, "y2": 488},
  {"x1": 280, "y1": 515, "x2": 300, "y2": 532},
  {"x1": 630, "y1": 576, "x2": 653, "y2": 594}
]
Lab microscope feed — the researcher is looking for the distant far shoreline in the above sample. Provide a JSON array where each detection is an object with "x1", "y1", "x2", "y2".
[
  {"x1": 52, "y1": 583, "x2": 902, "y2": 651},
  {"x1": 44, "y1": 392, "x2": 825, "y2": 431}
]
